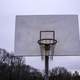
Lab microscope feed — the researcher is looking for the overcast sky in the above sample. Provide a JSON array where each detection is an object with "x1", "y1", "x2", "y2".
[{"x1": 0, "y1": 0, "x2": 80, "y2": 72}]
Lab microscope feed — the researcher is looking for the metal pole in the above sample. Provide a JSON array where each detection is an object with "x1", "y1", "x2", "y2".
[{"x1": 45, "y1": 55, "x2": 49, "y2": 80}]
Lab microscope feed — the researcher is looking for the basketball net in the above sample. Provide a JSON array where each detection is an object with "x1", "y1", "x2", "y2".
[{"x1": 38, "y1": 40, "x2": 57, "y2": 60}]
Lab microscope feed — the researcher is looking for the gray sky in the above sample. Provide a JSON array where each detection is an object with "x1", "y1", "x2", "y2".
[{"x1": 0, "y1": 0, "x2": 80, "y2": 72}]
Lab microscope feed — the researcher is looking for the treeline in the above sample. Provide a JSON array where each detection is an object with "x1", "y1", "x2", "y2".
[
  {"x1": 49, "y1": 67, "x2": 80, "y2": 80},
  {"x1": 0, "y1": 48, "x2": 43, "y2": 80},
  {"x1": 0, "y1": 48, "x2": 80, "y2": 80}
]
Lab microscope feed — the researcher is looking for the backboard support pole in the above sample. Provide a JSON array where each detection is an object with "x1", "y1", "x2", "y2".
[{"x1": 45, "y1": 55, "x2": 49, "y2": 80}]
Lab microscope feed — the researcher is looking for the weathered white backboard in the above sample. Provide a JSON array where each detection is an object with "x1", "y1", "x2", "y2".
[{"x1": 14, "y1": 15, "x2": 80, "y2": 56}]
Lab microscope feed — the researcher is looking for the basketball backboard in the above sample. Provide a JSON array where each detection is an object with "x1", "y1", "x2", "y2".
[{"x1": 14, "y1": 15, "x2": 80, "y2": 56}]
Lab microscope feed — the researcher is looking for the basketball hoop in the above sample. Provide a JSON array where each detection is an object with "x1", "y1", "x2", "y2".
[
  {"x1": 38, "y1": 31, "x2": 57, "y2": 60},
  {"x1": 38, "y1": 38, "x2": 57, "y2": 59}
]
